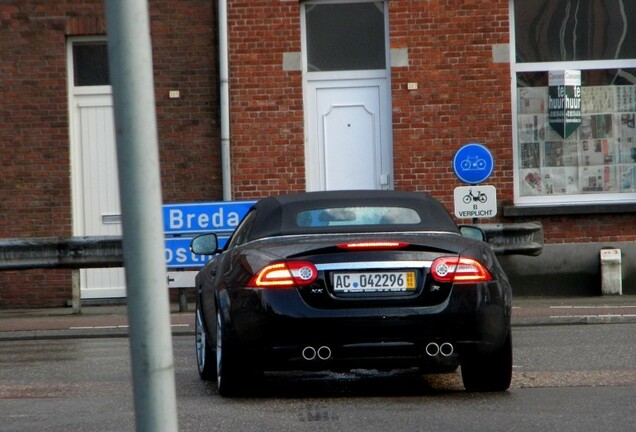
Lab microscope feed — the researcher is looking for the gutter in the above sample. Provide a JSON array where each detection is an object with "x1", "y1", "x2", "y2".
[{"x1": 218, "y1": 0, "x2": 232, "y2": 200}]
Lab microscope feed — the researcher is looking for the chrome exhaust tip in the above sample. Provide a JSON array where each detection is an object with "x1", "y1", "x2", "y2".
[
  {"x1": 317, "y1": 346, "x2": 332, "y2": 360},
  {"x1": 440, "y1": 342, "x2": 454, "y2": 357},
  {"x1": 425, "y1": 342, "x2": 440, "y2": 357},
  {"x1": 302, "y1": 346, "x2": 317, "y2": 361}
]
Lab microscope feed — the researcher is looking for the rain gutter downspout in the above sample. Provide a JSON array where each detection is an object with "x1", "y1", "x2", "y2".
[{"x1": 219, "y1": 0, "x2": 232, "y2": 200}]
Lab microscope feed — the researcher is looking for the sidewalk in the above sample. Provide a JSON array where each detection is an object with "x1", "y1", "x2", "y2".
[
  {"x1": 0, "y1": 303, "x2": 195, "y2": 341},
  {"x1": 1, "y1": 296, "x2": 636, "y2": 341},
  {"x1": 512, "y1": 295, "x2": 636, "y2": 326}
]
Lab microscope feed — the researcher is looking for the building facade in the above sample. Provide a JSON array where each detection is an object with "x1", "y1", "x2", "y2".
[
  {"x1": 1, "y1": 0, "x2": 635, "y2": 307},
  {"x1": 0, "y1": 0, "x2": 221, "y2": 306},
  {"x1": 226, "y1": 0, "x2": 636, "y2": 295}
]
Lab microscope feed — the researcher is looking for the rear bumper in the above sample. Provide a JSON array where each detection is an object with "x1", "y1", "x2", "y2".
[{"x1": 221, "y1": 281, "x2": 511, "y2": 371}]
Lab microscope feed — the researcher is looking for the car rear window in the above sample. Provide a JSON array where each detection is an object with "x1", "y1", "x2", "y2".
[{"x1": 296, "y1": 206, "x2": 422, "y2": 228}]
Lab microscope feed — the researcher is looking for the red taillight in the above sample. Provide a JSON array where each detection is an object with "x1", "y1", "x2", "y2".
[
  {"x1": 247, "y1": 261, "x2": 318, "y2": 288},
  {"x1": 430, "y1": 257, "x2": 492, "y2": 283},
  {"x1": 337, "y1": 241, "x2": 409, "y2": 251}
]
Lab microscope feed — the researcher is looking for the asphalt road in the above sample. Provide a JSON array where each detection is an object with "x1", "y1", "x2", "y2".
[{"x1": 1, "y1": 324, "x2": 635, "y2": 432}]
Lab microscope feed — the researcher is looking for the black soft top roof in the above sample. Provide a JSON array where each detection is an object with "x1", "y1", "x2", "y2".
[{"x1": 246, "y1": 190, "x2": 459, "y2": 241}]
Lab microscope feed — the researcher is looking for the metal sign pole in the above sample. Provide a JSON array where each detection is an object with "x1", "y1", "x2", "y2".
[{"x1": 104, "y1": 1, "x2": 178, "y2": 431}]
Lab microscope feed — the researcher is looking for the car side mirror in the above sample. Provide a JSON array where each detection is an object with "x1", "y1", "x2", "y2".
[
  {"x1": 459, "y1": 225, "x2": 486, "y2": 242},
  {"x1": 190, "y1": 233, "x2": 219, "y2": 255}
]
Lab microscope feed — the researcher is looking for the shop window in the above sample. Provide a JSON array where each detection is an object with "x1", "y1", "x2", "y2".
[{"x1": 512, "y1": 0, "x2": 636, "y2": 204}]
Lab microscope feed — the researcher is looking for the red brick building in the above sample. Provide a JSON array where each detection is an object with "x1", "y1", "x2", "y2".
[
  {"x1": 1, "y1": 0, "x2": 635, "y2": 307},
  {"x1": 1, "y1": 0, "x2": 220, "y2": 307}
]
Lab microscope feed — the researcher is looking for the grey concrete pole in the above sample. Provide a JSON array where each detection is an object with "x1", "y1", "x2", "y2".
[{"x1": 103, "y1": 1, "x2": 178, "y2": 431}]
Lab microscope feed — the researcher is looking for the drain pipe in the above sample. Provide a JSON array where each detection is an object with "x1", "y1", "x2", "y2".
[{"x1": 218, "y1": 0, "x2": 232, "y2": 200}]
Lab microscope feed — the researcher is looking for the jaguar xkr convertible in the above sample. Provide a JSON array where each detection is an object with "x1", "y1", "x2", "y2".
[{"x1": 191, "y1": 190, "x2": 512, "y2": 396}]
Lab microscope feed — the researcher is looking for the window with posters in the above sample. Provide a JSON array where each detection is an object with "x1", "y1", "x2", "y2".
[{"x1": 512, "y1": 1, "x2": 636, "y2": 205}]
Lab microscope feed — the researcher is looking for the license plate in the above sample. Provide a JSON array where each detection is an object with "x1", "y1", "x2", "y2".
[{"x1": 332, "y1": 271, "x2": 416, "y2": 293}]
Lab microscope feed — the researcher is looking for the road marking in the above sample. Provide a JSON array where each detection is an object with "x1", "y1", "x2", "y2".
[
  {"x1": 550, "y1": 314, "x2": 636, "y2": 319},
  {"x1": 550, "y1": 305, "x2": 636, "y2": 309},
  {"x1": 69, "y1": 324, "x2": 190, "y2": 330}
]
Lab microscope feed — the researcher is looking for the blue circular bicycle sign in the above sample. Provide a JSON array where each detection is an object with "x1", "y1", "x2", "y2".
[{"x1": 452, "y1": 143, "x2": 494, "y2": 184}]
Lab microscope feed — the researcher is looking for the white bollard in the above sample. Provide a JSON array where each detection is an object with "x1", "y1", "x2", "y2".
[{"x1": 600, "y1": 248, "x2": 622, "y2": 295}]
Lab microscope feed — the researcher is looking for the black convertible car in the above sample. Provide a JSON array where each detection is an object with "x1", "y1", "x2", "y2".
[{"x1": 191, "y1": 190, "x2": 512, "y2": 395}]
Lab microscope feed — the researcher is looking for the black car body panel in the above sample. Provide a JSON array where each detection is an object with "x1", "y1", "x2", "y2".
[{"x1": 193, "y1": 190, "x2": 513, "y2": 393}]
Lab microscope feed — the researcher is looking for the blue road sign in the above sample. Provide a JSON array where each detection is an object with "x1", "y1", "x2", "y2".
[
  {"x1": 163, "y1": 201, "x2": 255, "y2": 235},
  {"x1": 164, "y1": 236, "x2": 231, "y2": 269},
  {"x1": 162, "y1": 200, "x2": 255, "y2": 269},
  {"x1": 452, "y1": 143, "x2": 494, "y2": 184},
  {"x1": 165, "y1": 237, "x2": 213, "y2": 268}
]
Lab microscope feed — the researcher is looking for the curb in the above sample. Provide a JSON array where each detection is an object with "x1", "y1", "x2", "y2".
[
  {"x1": 513, "y1": 315, "x2": 636, "y2": 327},
  {"x1": 3, "y1": 316, "x2": 636, "y2": 342},
  {"x1": 0, "y1": 325, "x2": 193, "y2": 342}
]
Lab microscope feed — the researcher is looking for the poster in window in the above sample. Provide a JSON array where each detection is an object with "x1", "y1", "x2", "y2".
[
  {"x1": 591, "y1": 114, "x2": 614, "y2": 139},
  {"x1": 579, "y1": 165, "x2": 617, "y2": 193},
  {"x1": 520, "y1": 169, "x2": 542, "y2": 195},
  {"x1": 619, "y1": 113, "x2": 636, "y2": 135},
  {"x1": 617, "y1": 137, "x2": 636, "y2": 163},
  {"x1": 517, "y1": 83, "x2": 636, "y2": 197},
  {"x1": 615, "y1": 87, "x2": 636, "y2": 112},
  {"x1": 542, "y1": 167, "x2": 578, "y2": 195},
  {"x1": 619, "y1": 165, "x2": 636, "y2": 192},
  {"x1": 518, "y1": 88, "x2": 546, "y2": 114},
  {"x1": 518, "y1": 115, "x2": 545, "y2": 142},
  {"x1": 582, "y1": 86, "x2": 613, "y2": 113},
  {"x1": 562, "y1": 141, "x2": 579, "y2": 166},
  {"x1": 543, "y1": 141, "x2": 564, "y2": 167},
  {"x1": 580, "y1": 139, "x2": 613, "y2": 166},
  {"x1": 520, "y1": 142, "x2": 540, "y2": 168},
  {"x1": 578, "y1": 115, "x2": 594, "y2": 140}
]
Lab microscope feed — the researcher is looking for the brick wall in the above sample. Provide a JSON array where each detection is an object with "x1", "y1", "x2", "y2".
[
  {"x1": 0, "y1": 1, "x2": 221, "y2": 307},
  {"x1": 388, "y1": 0, "x2": 512, "y2": 211},
  {"x1": 226, "y1": 0, "x2": 636, "y2": 244},
  {"x1": 150, "y1": 0, "x2": 222, "y2": 203},
  {"x1": 228, "y1": 0, "x2": 305, "y2": 198},
  {"x1": 2, "y1": 0, "x2": 635, "y2": 307}
]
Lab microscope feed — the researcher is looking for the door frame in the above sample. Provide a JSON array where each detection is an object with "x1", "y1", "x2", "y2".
[
  {"x1": 67, "y1": 36, "x2": 113, "y2": 237},
  {"x1": 301, "y1": 0, "x2": 394, "y2": 191},
  {"x1": 67, "y1": 36, "x2": 126, "y2": 299}
]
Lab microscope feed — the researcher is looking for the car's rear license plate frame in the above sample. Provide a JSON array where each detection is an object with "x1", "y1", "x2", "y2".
[{"x1": 331, "y1": 270, "x2": 416, "y2": 293}]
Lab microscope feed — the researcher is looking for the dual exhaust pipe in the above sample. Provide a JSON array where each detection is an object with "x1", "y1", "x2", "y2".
[
  {"x1": 302, "y1": 345, "x2": 332, "y2": 361},
  {"x1": 425, "y1": 342, "x2": 454, "y2": 357},
  {"x1": 301, "y1": 343, "x2": 453, "y2": 361}
]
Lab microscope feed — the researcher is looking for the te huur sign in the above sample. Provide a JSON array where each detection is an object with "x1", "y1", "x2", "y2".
[{"x1": 548, "y1": 70, "x2": 582, "y2": 139}]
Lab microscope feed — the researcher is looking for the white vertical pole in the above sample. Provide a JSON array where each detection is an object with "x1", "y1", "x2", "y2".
[
  {"x1": 103, "y1": 1, "x2": 178, "y2": 431},
  {"x1": 218, "y1": 0, "x2": 232, "y2": 200}
]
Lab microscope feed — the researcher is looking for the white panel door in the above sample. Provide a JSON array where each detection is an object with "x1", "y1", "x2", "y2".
[
  {"x1": 71, "y1": 94, "x2": 126, "y2": 299},
  {"x1": 317, "y1": 85, "x2": 381, "y2": 190},
  {"x1": 307, "y1": 79, "x2": 392, "y2": 191}
]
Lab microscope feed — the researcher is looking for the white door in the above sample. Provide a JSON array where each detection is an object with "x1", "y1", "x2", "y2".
[
  {"x1": 72, "y1": 95, "x2": 126, "y2": 299},
  {"x1": 68, "y1": 39, "x2": 126, "y2": 299},
  {"x1": 311, "y1": 81, "x2": 389, "y2": 190},
  {"x1": 303, "y1": 0, "x2": 393, "y2": 191}
]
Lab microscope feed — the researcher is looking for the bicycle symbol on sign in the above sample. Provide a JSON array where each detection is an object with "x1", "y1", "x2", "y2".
[
  {"x1": 463, "y1": 189, "x2": 488, "y2": 204},
  {"x1": 460, "y1": 156, "x2": 487, "y2": 171}
]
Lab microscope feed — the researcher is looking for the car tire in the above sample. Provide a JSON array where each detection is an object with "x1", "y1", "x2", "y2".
[
  {"x1": 215, "y1": 307, "x2": 249, "y2": 397},
  {"x1": 461, "y1": 330, "x2": 512, "y2": 392},
  {"x1": 195, "y1": 305, "x2": 217, "y2": 381}
]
